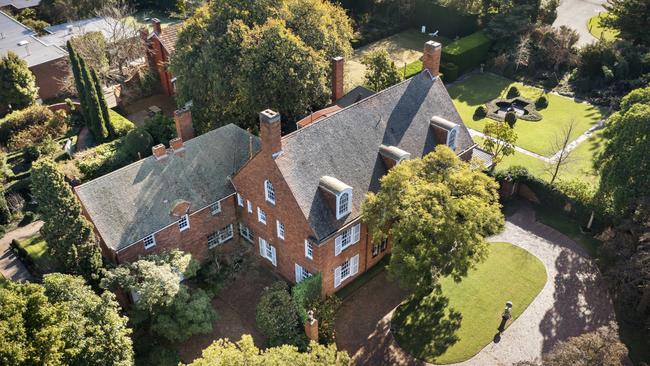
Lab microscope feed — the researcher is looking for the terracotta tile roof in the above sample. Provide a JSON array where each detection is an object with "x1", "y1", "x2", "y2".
[{"x1": 152, "y1": 22, "x2": 183, "y2": 55}]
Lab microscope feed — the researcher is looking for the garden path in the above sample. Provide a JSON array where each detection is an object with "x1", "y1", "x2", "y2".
[
  {"x1": 0, "y1": 220, "x2": 42, "y2": 282},
  {"x1": 553, "y1": 0, "x2": 607, "y2": 47},
  {"x1": 336, "y1": 202, "x2": 617, "y2": 365}
]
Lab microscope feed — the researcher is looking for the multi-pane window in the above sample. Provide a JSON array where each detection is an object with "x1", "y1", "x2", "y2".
[
  {"x1": 207, "y1": 224, "x2": 233, "y2": 248},
  {"x1": 239, "y1": 223, "x2": 254, "y2": 243},
  {"x1": 295, "y1": 264, "x2": 312, "y2": 283},
  {"x1": 178, "y1": 214, "x2": 190, "y2": 231},
  {"x1": 305, "y1": 240, "x2": 314, "y2": 260},
  {"x1": 337, "y1": 192, "x2": 350, "y2": 218},
  {"x1": 277, "y1": 220, "x2": 285, "y2": 240},
  {"x1": 210, "y1": 201, "x2": 221, "y2": 215},
  {"x1": 265, "y1": 180, "x2": 276, "y2": 204},
  {"x1": 237, "y1": 193, "x2": 244, "y2": 207},
  {"x1": 257, "y1": 207, "x2": 266, "y2": 224},
  {"x1": 247, "y1": 200, "x2": 253, "y2": 213},
  {"x1": 334, "y1": 223, "x2": 361, "y2": 256},
  {"x1": 372, "y1": 239, "x2": 388, "y2": 258},
  {"x1": 258, "y1": 238, "x2": 277, "y2": 266},
  {"x1": 334, "y1": 254, "x2": 359, "y2": 288},
  {"x1": 143, "y1": 234, "x2": 156, "y2": 249}
]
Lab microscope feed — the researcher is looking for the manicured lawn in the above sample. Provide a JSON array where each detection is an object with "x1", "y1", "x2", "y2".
[
  {"x1": 17, "y1": 234, "x2": 57, "y2": 273},
  {"x1": 126, "y1": 10, "x2": 183, "y2": 30},
  {"x1": 392, "y1": 242, "x2": 547, "y2": 364},
  {"x1": 448, "y1": 73, "x2": 606, "y2": 156},
  {"x1": 588, "y1": 12, "x2": 618, "y2": 42}
]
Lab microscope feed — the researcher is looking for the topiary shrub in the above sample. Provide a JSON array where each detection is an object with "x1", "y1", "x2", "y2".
[
  {"x1": 474, "y1": 105, "x2": 487, "y2": 120},
  {"x1": 504, "y1": 111, "x2": 517, "y2": 128},
  {"x1": 256, "y1": 281, "x2": 306, "y2": 349},
  {"x1": 535, "y1": 95, "x2": 549, "y2": 109},
  {"x1": 108, "y1": 110, "x2": 135, "y2": 137},
  {"x1": 292, "y1": 273, "x2": 322, "y2": 322},
  {"x1": 507, "y1": 86, "x2": 520, "y2": 98},
  {"x1": 123, "y1": 128, "x2": 153, "y2": 160}
]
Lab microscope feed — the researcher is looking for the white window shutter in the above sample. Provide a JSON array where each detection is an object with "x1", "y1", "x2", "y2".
[
  {"x1": 351, "y1": 254, "x2": 359, "y2": 276},
  {"x1": 334, "y1": 266, "x2": 342, "y2": 288},
  {"x1": 259, "y1": 239, "x2": 265, "y2": 257},
  {"x1": 295, "y1": 264, "x2": 301, "y2": 283},
  {"x1": 335, "y1": 236, "x2": 342, "y2": 256},
  {"x1": 352, "y1": 224, "x2": 361, "y2": 244},
  {"x1": 271, "y1": 246, "x2": 277, "y2": 266}
]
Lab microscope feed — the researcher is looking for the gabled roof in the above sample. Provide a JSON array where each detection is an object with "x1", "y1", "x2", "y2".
[
  {"x1": 275, "y1": 71, "x2": 475, "y2": 241},
  {"x1": 0, "y1": 10, "x2": 67, "y2": 67},
  {"x1": 76, "y1": 124, "x2": 260, "y2": 251},
  {"x1": 149, "y1": 23, "x2": 182, "y2": 55}
]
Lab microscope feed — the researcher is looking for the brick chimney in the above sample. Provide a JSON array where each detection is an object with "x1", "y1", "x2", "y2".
[
  {"x1": 170, "y1": 137, "x2": 184, "y2": 153},
  {"x1": 331, "y1": 56, "x2": 344, "y2": 103},
  {"x1": 304, "y1": 310, "x2": 319, "y2": 343},
  {"x1": 152, "y1": 144, "x2": 167, "y2": 160},
  {"x1": 259, "y1": 109, "x2": 282, "y2": 158},
  {"x1": 152, "y1": 18, "x2": 162, "y2": 35},
  {"x1": 422, "y1": 41, "x2": 442, "y2": 77},
  {"x1": 174, "y1": 107, "x2": 194, "y2": 142}
]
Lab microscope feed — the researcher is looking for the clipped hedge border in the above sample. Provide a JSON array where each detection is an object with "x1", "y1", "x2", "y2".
[{"x1": 485, "y1": 97, "x2": 543, "y2": 122}]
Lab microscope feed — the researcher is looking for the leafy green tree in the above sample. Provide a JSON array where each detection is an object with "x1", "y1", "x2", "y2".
[
  {"x1": 144, "y1": 113, "x2": 176, "y2": 145},
  {"x1": 170, "y1": 0, "x2": 353, "y2": 133},
  {"x1": 123, "y1": 128, "x2": 153, "y2": 159},
  {"x1": 101, "y1": 250, "x2": 215, "y2": 343},
  {"x1": 30, "y1": 159, "x2": 103, "y2": 282},
  {"x1": 595, "y1": 86, "x2": 650, "y2": 216},
  {"x1": 255, "y1": 282, "x2": 305, "y2": 348},
  {"x1": 362, "y1": 146, "x2": 504, "y2": 296},
  {"x1": 39, "y1": 0, "x2": 115, "y2": 23},
  {"x1": 603, "y1": 0, "x2": 650, "y2": 45},
  {"x1": 361, "y1": 50, "x2": 402, "y2": 91},
  {"x1": 187, "y1": 335, "x2": 350, "y2": 366},
  {"x1": 0, "y1": 51, "x2": 38, "y2": 114},
  {"x1": 482, "y1": 120, "x2": 517, "y2": 170},
  {"x1": 0, "y1": 274, "x2": 133, "y2": 366}
]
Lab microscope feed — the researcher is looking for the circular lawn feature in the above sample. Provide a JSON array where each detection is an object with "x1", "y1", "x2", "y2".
[{"x1": 391, "y1": 242, "x2": 547, "y2": 364}]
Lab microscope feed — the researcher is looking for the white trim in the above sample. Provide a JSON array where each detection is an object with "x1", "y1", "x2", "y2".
[
  {"x1": 264, "y1": 180, "x2": 276, "y2": 205},
  {"x1": 305, "y1": 240, "x2": 313, "y2": 260},
  {"x1": 276, "y1": 220, "x2": 285, "y2": 240},
  {"x1": 207, "y1": 224, "x2": 233, "y2": 248},
  {"x1": 237, "y1": 193, "x2": 244, "y2": 207},
  {"x1": 178, "y1": 214, "x2": 190, "y2": 231},
  {"x1": 334, "y1": 254, "x2": 359, "y2": 288},
  {"x1": 143, "y1": 234, "x2": 156, "y2": 249},
  {"x1": 210, "y1": 201, "x2": 221, "y2": 215},
  {"x1": 259, "y1": 238, "x2": 276, "y2": 266},
  {"x1": 257, "y1": 207, "x2": 266, "y2": 224},
  {"x1": 239, "y1": 223, "x2": 254, "y2": 243},
  {"x1": 247, "y1": 200, "x2": 253, "y2": 213},
  {"x1": 295, "y1": 263, "x2": 311, "y2": 283},
  {"x1": 336, "y1": 188, "x2": 353, "y2": 220},
  {"x1": 335, "y1": 223, "x2": 360, "y2": 256}
]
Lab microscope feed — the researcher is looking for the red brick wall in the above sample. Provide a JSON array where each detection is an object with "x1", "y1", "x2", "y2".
[
  {"x1": 115, "y1": 195, "x2": 239, "y2": 264},
  {"x1": 149, "y1": 36, "x2": 174, "y2": 96},
  {"x1": 30, "y1": 58, "x2": 68, "y2": 101}
]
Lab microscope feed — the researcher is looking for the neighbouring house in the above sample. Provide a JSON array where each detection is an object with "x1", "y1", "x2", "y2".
[
  {"x1": 0, "y1": 0, "x2": 40, "y2": 11},
  {"x1": 39, "y1": 16, "x2": 139, "y2": 49},
  {"x1": 141, "y1": 18, "x2": 181, "y2": 97},
  {"x1": 0, "y1": 10, "x2": 67, "y2": 100},
  {"x1": 76, "y1": 41, "x2": 493, "y2": 296}
]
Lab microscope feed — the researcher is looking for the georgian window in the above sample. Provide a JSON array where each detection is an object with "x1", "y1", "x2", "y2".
[
  {"x1": 178, "y1": 214, "x2": 190, "y2": 231},
  {"x1": 335, "y1": 189, "x2": 352, "y2": 220},
  {"x1": 259, "y1": 238, "x2": 276, "y2": 266},
  {"x1": 372, "y1": 239, "x2": 388, "y2": 258},
  {"x1": 210, "y1": 201, "x2": 221, "y2": 215},
  {"x1": 295, "y1": 264, "x2": 312, "y2": 283},
  {"x1": 334, "y1": 254, "x2": 359, "y2": 288},
  {"x1": 257, "y1": 207, "x2": 266, "y2": 224},
  {"x1": 305, "y1": 240, "x2": 314, "y2": 260},
  {"x1": 208, "y1": 224, "x2": 233, "y2": 248},
  {"x1": 276, "y1": 220, "x2": 285, "y2": 240},
  {"x1": 143, "y1": 234, "x2": 156, "y2": 249},
  {"x1": 237, "y1": 193, "x2": 244, "y2": 207},
  {"x1": 264, "y1": 180, "x2": 276, "y2": 204},
  {"x1": 239, "y1": 223, "x2": 254, "y2": 243},
  {"x1": 334, "y1": 223, "x2": 361, "y2": 256},
  {"x1": 247, "y1": 200, "x2": 253, "y2": 213}
]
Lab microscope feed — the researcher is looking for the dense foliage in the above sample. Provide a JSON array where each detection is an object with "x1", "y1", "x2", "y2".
[
  {"x1": 256, "y1": 282, "x2": 306, "y2": 348},
  {"x1": 144, "y1": 113, "x2": 176, "y2": 145},
  {"x1": 0, "y1": 273, "x2": 133, "y2": 366},
  {"x1": 0, "y1": 105, "x2": 67, "y2": 149},
  {"x1": 362, "y1": 146, "x2": 504, "y2": 296},
  {"x1": 442, "y1": 31, "x2": 492, "y2": 74},
  {"x1": 39, "y1": 0, "x2": 115, "y2": 23},
  {"x1": 122, "y1": 128, "x2": 154, "y2": 159},
  {"x1": 31, "y1": 159, "x2": 103, "y2": 283},
  {"x1": 291, "y1": 273, "x2": 322, "y2": 322},
  {"x1": 482, "y1": 120, "x2": 517, "y2": 169},
  {"x1": 0, "y1": 51, "x2": 38, "y2": 115},
  {"x1": 186, "y1": 334, "x2": 350, "y2": 366},
  {"x1": 361, "y1": 50, "x2": 402, "y2": 91},
  {"x1": 170, "y1": 0, "x2": 353, "y2": 133},
  {"x1": 603, "y1": 0, "x2": 650, "y2": 46}
]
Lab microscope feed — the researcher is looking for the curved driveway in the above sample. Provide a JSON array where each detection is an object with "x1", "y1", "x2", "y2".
[
  {"x1": 335, "y1": 203, "x2": 617, "y2": 365},
  {"x1": 553, "y1": 0, "x2": 607, "y2": 47}
]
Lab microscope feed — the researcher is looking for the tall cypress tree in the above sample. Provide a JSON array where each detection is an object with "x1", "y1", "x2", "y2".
[
  {"x1": 91, "y1": 68, "x2": 114, "y2": 138},
  {"x1": 79, "y1": 58, "x2": 108, "y2": 141},
  {"x1": 66, "y1": 41, "x2": 90, "y2": 124}
]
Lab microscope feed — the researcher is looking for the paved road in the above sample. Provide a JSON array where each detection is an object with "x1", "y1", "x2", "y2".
[
  {"x1": 553, "y1": 0, "x2": 607, "y2": 47},
  {"x1": 336, "y1": 203, "x2": 618, "y2": 365},
  {"x1": 0, "y1": 221, "x2": 43, "y2": 281}
]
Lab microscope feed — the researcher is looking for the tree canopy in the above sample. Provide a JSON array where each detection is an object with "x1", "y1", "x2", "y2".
[
  {"x1": 170, "y1": 0, "x2": 353, "y2": 133},
  {"x1": 0, "y1": 51, "x2": 38, "y2": 115},
  {"x1": 595, "y1": 86, "x2": 650, "y2": 216},
  {"x1": 482, "y1": 120, "x2": 517, "y2": 170},
  {"x1": 256, "y1": 282, "x2": 305, "y2": 348},
  {"x1": 603, "y1": 0, "x2": 650, "y2": 46},
  {"x1": 361, "y1": 50, "x2": 402, "y2": 91},
  {"x1": 0, "y1": 274, "x2": 133, "y2": 366},
  {"x1": 186, "y1": 335, "x2": 350, "y2": 366},
  {"x1": 362, "y1": 146, "x2": 504, "y2": 296}
]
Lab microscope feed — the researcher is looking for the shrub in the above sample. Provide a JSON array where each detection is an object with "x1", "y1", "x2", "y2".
[
  {"x1": 19, "y1": 211, "x2": 35, "y2": 226},
  {"x1": 292, "y1": 274, "x2": 322, "y2": 322},
  {"x1": 440, "y1": 62, "x2": 459, "y2": 82},
  {"x1": 504, "y1": 111, "x2": 517, "y2": 127},
  {"x1": 108, "y1": 109, "x2": 135, "y2": 137},
  {"x1": 0, "y1": 105, "x2": 53, "y2": 146},
  {"x1": 123, "y1": 128, "x2": 153, "y2": 160},
  {"x1": 442, "y1": 31, "x2": 492, "y2": 74},
  {"x1": 507, "y1": 86, "x2": 520, "y2": 98},
  {"x1": 474, "y1": 105, "x2": 488, "y2": 119},
  {"x1": 6, "y1": 109, "x2": 67, "y2": 151},
  {"x1": 144, "y1": 113, "x2": 176, "y2": 145},
  {"x1": 256, "y1": 281, "x2": 306, "y2": 348},
  {"x1": 0, "y1": 187, "x2": 10, "y2": 224},
  {"x1": 535, "y1": 95, "x2": 549, "y2": 109},
  {"x1": 23, "y1": 145, "x2": 40, "y2": 163},
  {"x1": 74, "y1": 139, "x2": 133, "y2": 180},
  {"x1": 313, "y1": 295, "x2": 341, "y2": 344}
]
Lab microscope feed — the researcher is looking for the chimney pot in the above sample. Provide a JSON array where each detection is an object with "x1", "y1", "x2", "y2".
[
  {"x1": 152, "y1": 144, "x2": 167, "y2": 160},
  {"x1": 259, "y1": 109, "x2": 282, "y2": 158},
  {"x1": 332, "y1": 56, "x2": 344, "y2": 103},
  {"x1": 170, "y1": 137, "x2": 184, "y2": 152},
  {"x1": 152, "y1": 18, "x2": 162, "y2": 35},
  {"x1": 174, "y1": 107, "x2": 194, "y2": 142},
  {"x1": 422, "y1": 41, "x2": 442, "y2": 77}
]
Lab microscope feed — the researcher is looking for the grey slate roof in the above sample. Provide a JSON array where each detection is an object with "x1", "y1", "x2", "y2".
[
  {"x1": 276, "y1": 72, "x2": 475, "y2": 241},
  {"x1": 39, "y1": 17, "x2": 138, "y2": 48},
  {"x1": 0, "y1": 11, "x2": 67, "y2": 67},
  {"x1": 336, "y1": 85, "x2": 375, "y2": 108},
  {"x1": 0, "y1": 0, "x2": 41, "y2": 10},
  {"x1": 76, "y1": 124, "x2": 260, "y2": 251}
]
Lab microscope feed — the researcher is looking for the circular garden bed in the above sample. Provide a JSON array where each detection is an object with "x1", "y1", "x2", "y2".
[{"x1": 486, "y1": 97, "x2": 542, "y2": 122}]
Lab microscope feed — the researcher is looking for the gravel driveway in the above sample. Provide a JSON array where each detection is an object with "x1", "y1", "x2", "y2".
[{"x1": 553, "y1": 0, "x2": 607, "y2": 47}]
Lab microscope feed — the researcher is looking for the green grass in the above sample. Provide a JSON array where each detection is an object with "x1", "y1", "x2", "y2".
[
  {"x1": 125, "y1": 10, "x2": 183, "y2": 30},
  {"x1": 588, "y1": 12, "x2": 618, "y2": 42},
  {"x1": 393, "y1": 242, "x2": 547, "y2": 364},
  {"x1": 444, "y1": 31, "x2": 490, "y2": 55},
  {"x1": 400, "y1": 60, "x2": 423, "y2": 79},
  {"x1": 17, "y1": 234, "x2": 57, "y2": 273},
  {"x1": 534, "y1": 207, "x2": 600, "y2": 257},
  {"x1": 449, "y1": 73, "x2": 606, "y2": 156},
  {"x1": 335, "y1": 255, "x2": 389, "y2": 300}
]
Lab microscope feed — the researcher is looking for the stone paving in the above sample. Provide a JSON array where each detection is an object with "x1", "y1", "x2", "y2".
[
  {"x1": 0, "y1": 221, "x2": 42, "y2": 282},
  {"x1": 335, "y1": 203, "x2": 617, "y2": 366}
]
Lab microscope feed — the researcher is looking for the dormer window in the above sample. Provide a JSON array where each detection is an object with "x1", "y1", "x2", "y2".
[
  {"x1": 319, "y1": 176, "x2": 353, "y2": 220},
  {"x1": 430, "y1": 116, "x2": 460, "y2": 151},
  {"x1": 379, "y1": 144, "x2": 411, "y2": 169},
  {"x1": 338, "y1": 192, "x2": 350, "y2": 217},
  {"x1": 264, "y1": 180, "x2": 275, "y2": 204}
]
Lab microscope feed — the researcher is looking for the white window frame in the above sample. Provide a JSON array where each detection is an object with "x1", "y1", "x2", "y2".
[
  {"x1": 276, "y1": 220, "x2": 285, "y2": 240},
  {"x1": 237, "y1": 193, "x2": 244, "y2": 207},
  {"x1": 239, "y1": 223, "x2": 254, "y2": 243},
  {"x1": 295, "y1": 263, "x2": 312, "y2": 283},
  {"x1": 257, "y1": 207, "x2": 266, "y2": 224},
  {"x1": 208, "y1": 224, "x2": 233, "y2": 248},
  {"x1": 334, "y1": 223, "x2": 361, "y2": 256},
  {"x1": 336, "y1": 188, "x2": 352, "y2": 220},
  {"x1": 305, "y1": 240, "x2": 313, "y2": 260},
  {"x1": 178, "y1": 214, "x2": 190, "y2": 231},
  {"x1": 143, "y1": 234, "x2": 156, "y2": 249},
  {"x1": 210, "y1": 201, "x2": 221, "y2": 215},
  {"x1": 447, "y1": 125, "x2": 459, "y2": 150},
  {"x1": 258, "y1": 238, "x2": 277, "y2": 266},
  {"x1": 247, "y1": 200, "x2": 253, "y2": 213},
  {"x1": 334, "y1": 254, "x2": 359, "y2": 288},
  {"x1": 264, "y1": 180, "x2": 276, "y2": 205}
]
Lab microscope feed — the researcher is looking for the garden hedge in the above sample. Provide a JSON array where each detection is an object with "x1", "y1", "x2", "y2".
[
  {"x1": 108, "y1": 109, "x2": 135, "y2": 137},
  {"x1": 440, "y1": 62, "x2": 459, "y2": 82},
  {"x1": 412, "y1": 1, "x2": 479, "y2": 37},
  {"x1": 442, "y1": 31, "x2": 492, "y2": 74}
]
